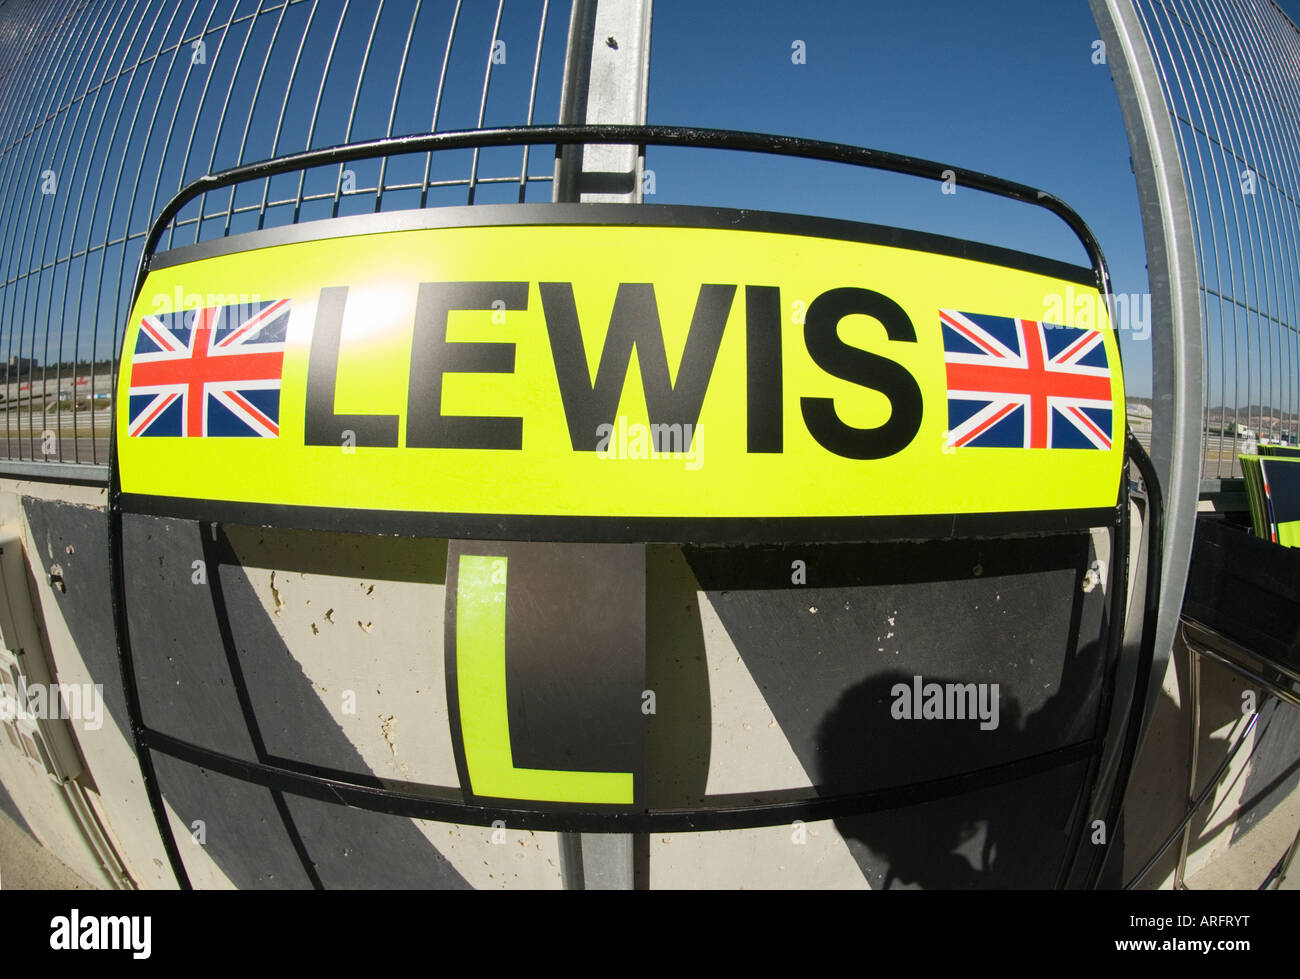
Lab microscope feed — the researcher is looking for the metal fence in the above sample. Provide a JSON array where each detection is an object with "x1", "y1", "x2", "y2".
[
  {"x1": 1132, "y1": 0, "x2": 1300, "y2": 477},
  {"x1": 6, "y1": 0, "x2": 1299, "y2": 483},
  {"x1": 0, "y1": 0, "x2": 571, "y2": 466}
]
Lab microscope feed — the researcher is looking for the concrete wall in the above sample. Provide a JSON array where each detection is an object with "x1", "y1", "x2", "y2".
[{"x1": 1, "y1": 473, "x2": 1296, "y2": 889}]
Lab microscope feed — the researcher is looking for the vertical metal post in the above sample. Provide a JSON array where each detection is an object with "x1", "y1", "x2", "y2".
[
  {"x1": 553, "y1": 0, "x2": 652, "y2": 204},
  {"x1": 1174, "y1": 646, "x2": 1200, "y2": 888},
  {"x1": 553, "y1": 0, "x2": 653, "y2": 890},
  {"x1": 1089, "y1": 0, "x2": 1204, "y2": 758}
]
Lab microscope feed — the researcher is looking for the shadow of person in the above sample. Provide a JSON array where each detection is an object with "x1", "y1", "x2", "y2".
[{"x1": 816, "y1": 645, "x2": 1101, "y2": 889}]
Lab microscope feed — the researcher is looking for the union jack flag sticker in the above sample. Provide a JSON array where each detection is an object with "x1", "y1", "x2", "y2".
[
  {"x1": 940, "y1": 309, "x2": 1113, "y2": 451},
  {"x1": 127, "y1": 299, "x2": 289, "y2": 438}
]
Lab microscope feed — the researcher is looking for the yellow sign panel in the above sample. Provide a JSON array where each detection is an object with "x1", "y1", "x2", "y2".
[{"x1": 115, "y1": 207, "x2": 1124, "y2": 539}]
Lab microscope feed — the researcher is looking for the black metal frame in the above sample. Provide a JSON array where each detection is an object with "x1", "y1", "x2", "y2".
[
  {"x1": 1081, "y1": 431, "x2": 1164, "y2": 887},
  {"x1": 1119, "y1": 620, "x2": 1300, "y2": 891},
  {"x1": 106, "y1": 124, "x2": 1160, "y2": 890}
]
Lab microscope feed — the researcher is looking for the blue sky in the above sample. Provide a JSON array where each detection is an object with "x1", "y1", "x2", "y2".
[
  {"x1": 645, "y1": 0, "x2": 1155, "y2": 396},
  {"x1": 12, "y1": 0, "x2": 1300, "y2": 402}
]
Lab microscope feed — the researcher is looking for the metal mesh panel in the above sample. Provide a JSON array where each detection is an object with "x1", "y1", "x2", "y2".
[
  {"x1": 0, "y1": 0, "x2": 570, "y2": 465},
  {"x1": 1133, "y1": 0, "x2": 1300, "y2": 477}
]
